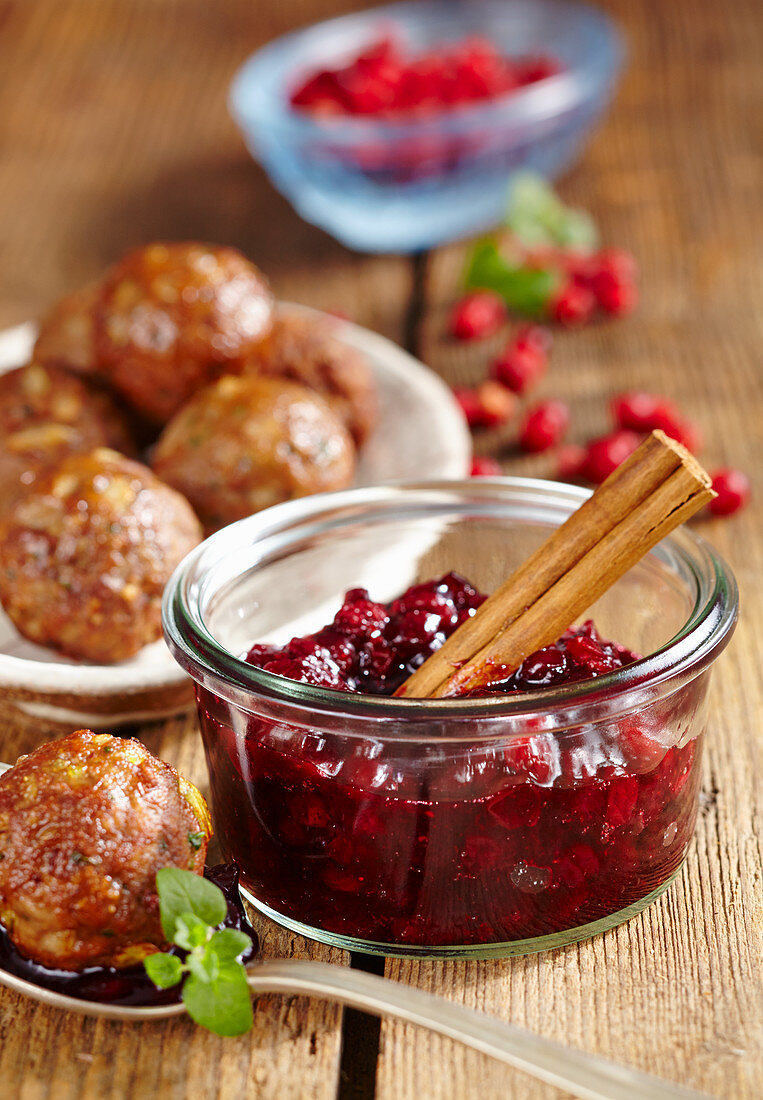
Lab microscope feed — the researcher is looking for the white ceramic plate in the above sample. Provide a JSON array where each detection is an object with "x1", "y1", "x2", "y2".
[{"x1": 0, "y1": 313, "x2": 471, "y2": 727}]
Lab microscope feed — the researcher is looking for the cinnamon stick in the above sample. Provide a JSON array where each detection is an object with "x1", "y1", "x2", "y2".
[{"x1": 396, "y1": 431, "x2": 714, "y2": 699}]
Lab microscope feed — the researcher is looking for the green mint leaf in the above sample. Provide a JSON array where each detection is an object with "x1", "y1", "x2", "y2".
[
  {"x1": 187, "y1": 948, "x2": 218, "y2": 985},
  {"x1": 506, "y1": 172, "x2": 599, "y2": 251},
  {"x1": 208, "y1": 928, "x2": 252, "y2": 966},
  {"x1": 182, "y1": 966, "x2": 254, "y2": 1037},
  {"x1": 188, "y1": 831, "x2": 205, "y2": 851},
  {"x1": 464, "y1": 240, "x2": 559, "y2": 317},
  {"x1": 144, "y1": 951, "x2": 184, "y2": 990},
  {"x1": 174, "y1": 912, "x2": 212, "y2": 952},
  {"x1": 155, "y1": 867, "x2": 227, "y2": 941}
]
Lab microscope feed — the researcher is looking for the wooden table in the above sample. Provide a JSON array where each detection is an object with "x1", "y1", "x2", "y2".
[{"x1": 0, "y1": 2, "x2": 760, "y2": 1097}]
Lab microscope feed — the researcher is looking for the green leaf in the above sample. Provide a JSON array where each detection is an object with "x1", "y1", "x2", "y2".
[
  {"x1": 155, "y1": 868, "x2": 227, "y2": 941},
  {"x1": 174, "y1": 912, "x2": 212, "y2": 952},
  {"x1": 506, "y1": 171, "x2": 599, "y2": 251},
  {"x1": 144, "y1": 951, "x2": 184, "y2": 990},
  {"x1": 464, "y1": 240, "x2": 559, "y2": 318},
  {"x1": 187, "y1": 948, "x2": 218, "y2": 985},
  {"x1": 182, "y1": 966, "x2": 254, "y2": 1037},
  {"x1": 208, "y1": 928, "x2": 252, "y2": 966}
]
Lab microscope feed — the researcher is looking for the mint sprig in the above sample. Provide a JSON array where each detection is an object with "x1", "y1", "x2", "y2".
[{"x1": 143, "y1": 868, "x2": 254, "y2": 1037}]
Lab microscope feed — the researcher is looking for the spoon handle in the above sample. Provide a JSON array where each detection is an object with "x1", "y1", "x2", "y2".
[{"x1": 248, "y1": 960, "x2": 709, "y2": 1100}]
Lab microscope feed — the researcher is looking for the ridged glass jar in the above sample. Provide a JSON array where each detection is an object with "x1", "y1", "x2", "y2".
[{"x1": 163, "y1": 480, "x2": 737, "y2": 958}]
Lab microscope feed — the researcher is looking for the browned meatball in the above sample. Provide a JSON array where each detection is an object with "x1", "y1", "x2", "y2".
[
  {"x1": 93, "y1": 242, "x2": 275, "y2": 424},
  {"x1": 0, "y1": 448, "x2": 202, "y2": 662},
  {"x1": 0, "y1": 730, "x2": 211, "y2": 971},
  {"x1": 0, "y1": 363, "x2": 138, "y2": 516},
  {"x1": 0, "y1": 361, "x2": 135, "y2": 450},
  {"x1": 243, "y1": 312, "x2": 378, "y2": 445},
  {"x1": 33, "y1": 283, "x2": 100, "y2": 376},
  {"x1": 152, "y1": 375, "x2": 355, "y2": 532}
]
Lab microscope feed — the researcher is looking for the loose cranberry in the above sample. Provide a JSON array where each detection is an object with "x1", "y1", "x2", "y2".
[
  {"x1": 708, "y1": 468, "x2": 751, "y2": 516},
  {"x1": 449, "y1": 291, "x2": 507, "y2": 340},
  {"x1": 578, "y1": 430, "x2": 641, "y2": 483},
  {"x1": 555, "y1": 443, "x2": 586, "y2": 480},
  {"x1": 519, "y1": 400, "x2": 570, "y2": 452},
  {"x1": 470, "y1": 456, "x2": 502, "y2": 477},
  {"x1": 590, "y1": 251, "x2": 639, "y2": 317},
  {"x1": 454, "y1": 382, "x2": 516, "y2": 429},
  {"x1": 490, "y1": 324, "x2": 551, "y2": 394},
  {"x1": 612, "y1": 392, "x2": 674, "y2": 433},
  {"x1": 550, "y1": 282, "x2": 596, "y2": 327},
  {"x1": 611, "y1": 392, "x2": 700, "y2": 453},
  {"x1": 594, "y1": 276, "x2": 638, "y2": 316},
  {"x1": 592, "y1": 248, "x2": 638, "y2": 284}
]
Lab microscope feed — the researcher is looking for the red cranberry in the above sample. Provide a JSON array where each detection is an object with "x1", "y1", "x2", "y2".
[
  {"x1": 490, "y1": 324, "x2": 551, "y2": 394},
  {"x1": 708, "y1": 468, "x2": 750, "y2": 516},
  {"x1": 590, "y1": 251, "x2": 638, "y2": 317},
  {"x1": 578, "y1": 430, "x2": 641, "y2": 483},
  {"x1": 454, "y1": 382, "x2": 516, "y2": 429},
  {"x1": 555, "y1": 444, "x2": 586, "y2": 480},
  {"x1": 611, "y1": 392, "x2": 700, "y2": 452},
  {"x1": 612, "y1": 392, "x2": 674, "y2": 433},
  {"x1": 333, "y1": 590, "x2": 389, "y2": 636},
  {"x1": 470, "y1": 456, "x2": 502, "y2": 477},
  {"x1": 594, "y1": 276, "x2": 638, "y2": 316},
  {"x1": 519, "y1": 400, "x2": 570, "y2": 452},
  {"x1": 449, "y1": 291, "x2": 506, "y2": 340},
  {"x1": 550, "y1": 282, "x2": 596, "y2": 327},
  {"x1": 592, "y1": 248, "x2": 638, "y2": 284}
]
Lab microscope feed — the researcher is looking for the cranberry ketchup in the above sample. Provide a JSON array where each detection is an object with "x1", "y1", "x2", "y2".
[{"x1": 197, "y1": 574, "x2": 706, "y2": 949}]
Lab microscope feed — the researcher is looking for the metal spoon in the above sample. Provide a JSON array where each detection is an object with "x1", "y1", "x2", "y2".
[{"x1": 0, "y1": 765, "x2": 708, "y2": 1100}]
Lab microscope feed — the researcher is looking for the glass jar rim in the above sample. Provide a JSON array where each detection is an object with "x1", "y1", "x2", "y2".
[{"x1": 162, "y1": 478, "x2": 738, "y2": 736}]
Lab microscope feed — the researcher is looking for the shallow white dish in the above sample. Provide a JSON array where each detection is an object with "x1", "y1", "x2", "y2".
[{"x1": 0, "y1": 313, "x2": 471, "y2": 727}]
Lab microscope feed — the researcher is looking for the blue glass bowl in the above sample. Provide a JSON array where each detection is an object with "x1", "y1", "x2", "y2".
[{"x1": 229, "y1": 0, "x2": 623, "y2": 253}]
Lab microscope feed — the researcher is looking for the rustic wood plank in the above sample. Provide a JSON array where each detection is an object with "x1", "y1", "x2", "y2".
[
  {"x1": 377, "y1": 0, "x2": 763, "y2": 1096},
  {"x1": 0, "y1": 3, "x2": 412, "y2": 1099}
]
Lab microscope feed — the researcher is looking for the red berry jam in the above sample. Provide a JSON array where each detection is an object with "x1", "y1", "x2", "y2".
[
  {"x1": 0, "y1": 864, "x2": 256, "y2": 1005},
  {"x1": 196, "y1": 574, "x2": 708, "y2": 951}
]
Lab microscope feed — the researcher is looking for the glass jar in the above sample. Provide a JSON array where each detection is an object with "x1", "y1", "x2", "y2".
[{"x1": 163, "y1": 480, "x2": 737, "y2": 958}]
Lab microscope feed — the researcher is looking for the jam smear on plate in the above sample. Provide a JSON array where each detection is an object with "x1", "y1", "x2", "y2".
[{"x1": 0, "y1": 864, "x2": 256, "y2": 1006}]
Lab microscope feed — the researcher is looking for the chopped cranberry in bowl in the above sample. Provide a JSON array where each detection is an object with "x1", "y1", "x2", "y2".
[
  {"x1": 228, "y1": 1, "x2": 623, "y2": 251},
  {"x1": 163, "y1": 480, "x2": 737, "y2": 958}
]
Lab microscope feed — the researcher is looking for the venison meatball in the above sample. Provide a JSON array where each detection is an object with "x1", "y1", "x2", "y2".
[
  {"x1": 243, "y1": 311, "x2": 378, "y2": 445},
  {"x1": 0, "y1": 363, "x2": 137, "y2": 514},
  {"x1": 152, "y1": 375, "x2": 355, "y2": 532},
  {"x1": 0, "y1": 448, "x2": 202, "y2": 662},
  {"x1": 33, "y1": 283, "x2": 100, "y2": 376},
  {"x1": 0, "y1": 730, "x2": 211, "y2": 971},
  {"x1": 35, "y1": 243, "x2": 275, "y2": 425}
]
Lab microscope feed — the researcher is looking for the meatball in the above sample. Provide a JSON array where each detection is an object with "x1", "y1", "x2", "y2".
[
  {"x1": 0, "y1": 361, "x2": 135, "y2": 451},
  {"x1": 93, "y1": 243, "x2": 275, "y2": 425},
  {"x1": 243, "y1": 312, "x2": 378, "y2": 445},
  {"x1": 34, "y1": 244, "x2": 274, "y2": 425},
  {"x1": 0, "y1": 363, "x2": 137, "y2": 516},
  {"x1": 0, "y1": 448, "x2": 202, "y2": 662},
  {"x1": 33, "y1": 283, "x2": 100, "y2": 377},
  {"x1": 151, "y1": 375, "x2": 355, "y2": 532},
  {"x1": 0, "y1": 730, "x2": 211, "y2": 971}
]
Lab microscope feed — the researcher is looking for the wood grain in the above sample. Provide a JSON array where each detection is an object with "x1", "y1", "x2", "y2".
[
  {"x1": 0, "y1": 1, "x2": 760, "y2": 1099},
  {"x1": 378, "y1": 0, "x2": 763, "y2": 1097}
]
